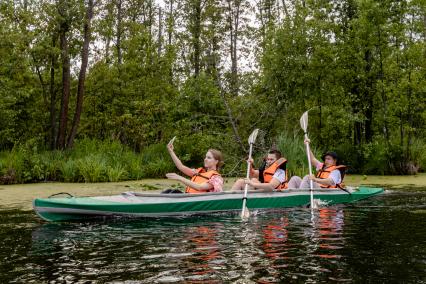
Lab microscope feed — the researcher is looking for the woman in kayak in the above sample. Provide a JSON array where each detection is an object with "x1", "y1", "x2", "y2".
[
  {"x1": 164, "y1": 138, "x2": 224, "y2": 194},
  {"x1": 287, "y1": 139, "x2": 346, "y2": 189}
]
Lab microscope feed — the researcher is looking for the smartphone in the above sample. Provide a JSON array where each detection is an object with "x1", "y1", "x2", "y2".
[{"x1": 168, "y1": 136, "x2": 176, "y2": 145}]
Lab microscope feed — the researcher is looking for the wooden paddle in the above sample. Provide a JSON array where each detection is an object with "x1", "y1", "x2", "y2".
[
  {"x1": 300, "y1": 111, "x2": 317, "y2": 210},
  {"x1": 241, "y1": 128, "x2": 259, "y2": 219}
]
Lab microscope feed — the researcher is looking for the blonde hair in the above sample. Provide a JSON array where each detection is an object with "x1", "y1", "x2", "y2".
[{"x1": 208, "y1": 149, "x2": 224, "y2": 171}]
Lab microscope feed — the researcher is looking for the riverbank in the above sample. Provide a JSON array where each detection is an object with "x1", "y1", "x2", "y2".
[{"x1": 0, "y1": 174, "x2": 424, "y2": 210}]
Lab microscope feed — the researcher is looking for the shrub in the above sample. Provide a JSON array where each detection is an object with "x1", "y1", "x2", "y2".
[
  {"x1": 275, "y1": 131, "x2": 322, "y2": 178},
  {"x1": 60, "y1": 160, "x2": 79, "y2": 182},
  {"x1": 106, "y1": 165, "x2": 128, "y2": 182},
  {"x1": 77, "y1": 154, "x2": 108, "y2": 183},
  {"x1": 140, "y1": 143, "x2": 175, "y2": 178}
]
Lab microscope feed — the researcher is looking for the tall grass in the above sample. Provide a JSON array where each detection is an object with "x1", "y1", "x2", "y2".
[
  {"x1": 0, "y1": 135, "x2": 423, "y2": 185},
  {"x1": 0, "y1": 138, "x2": 175, "y2": 184},
  {"x1": 275, "y1": 132, "x2": 322, "y2": 178}
]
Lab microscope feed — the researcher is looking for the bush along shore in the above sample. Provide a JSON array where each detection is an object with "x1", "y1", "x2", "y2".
[
  {"x1": 0, "y1": 135, "x2": 424, "y2": 185},
  {"x1": 0, "y1": 139, "x2": 176, "y2": 184}
]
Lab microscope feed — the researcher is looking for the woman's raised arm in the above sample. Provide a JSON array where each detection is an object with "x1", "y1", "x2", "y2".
[{"x1": 167, "y1": 140, "x2": 195, "y2": 177}]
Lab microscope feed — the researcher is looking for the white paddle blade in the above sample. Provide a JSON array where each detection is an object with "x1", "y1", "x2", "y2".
[
  {"x1": 300, "y1": 111, "x2": 309, "y2": 132},
  {"x1": 248, "y1": 129, "x2": 259, "y2": 145},
  {"x1": 241, "y1": 206, "x2": 250, "y2": 219}
]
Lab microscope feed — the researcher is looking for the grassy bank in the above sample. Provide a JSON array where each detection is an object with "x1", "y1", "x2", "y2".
[
  {"x1": 0, "y1": 139, "x2": 176, "y2": 184},
  {"x1": 1, "y1": 137, "x2": 425, "y2": 185},
  {"x1": 0, "y1": 174, "x2": 424, "y2": 211}
]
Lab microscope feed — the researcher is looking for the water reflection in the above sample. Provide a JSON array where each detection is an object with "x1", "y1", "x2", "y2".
[
  {"x1": 183, "y1": 224, "x2": 223, "y2": 282},
  {"x1": 0, "y1": 191, "x2": 424, "y2": 283},
  {"x1": 314, "y1": 208, "x2": 345, "y2": 259},
  {"x1": 20, "y1": 208, "x2": 370, "y2": 283}
]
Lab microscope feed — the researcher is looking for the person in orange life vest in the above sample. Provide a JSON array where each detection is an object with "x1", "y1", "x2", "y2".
[
  {"x1": 287, "y1": 138, "x2": 346, "y2": 189},
  {"x1": 164, "y1": 139, "x2": 224, "y2": 194},
  {"x1": 231, "y1": 150, "x2": 288, "y2": 192}
]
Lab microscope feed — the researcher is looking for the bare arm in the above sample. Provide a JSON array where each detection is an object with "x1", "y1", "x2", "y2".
[
  {"x1": 248, "y1": 159, "x2": 260, "y2": 178},
  {"x1": 247, "y1": 178, "x2": 280, "y2": 192},
  {"x1": 167, "y1": 141, "x2": 194, "y2": 177},
  {"x1": 166, "y1": 173, "x2": 212, "y2": 191},
  {"x1": 305, "y1": 139, "x2": 320, "y2": 168},
  {"x1": 309, "y1": 175, "x2": 334, "y2": 186}
]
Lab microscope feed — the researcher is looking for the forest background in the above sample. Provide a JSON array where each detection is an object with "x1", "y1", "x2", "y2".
[{"x1": 0, "y1": 0, "x2": 425, "y2": 184}]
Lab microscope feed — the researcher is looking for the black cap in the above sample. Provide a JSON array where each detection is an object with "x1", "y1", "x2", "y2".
[{"x1": 321, "y1": 151, "x2": 338, "y2": 162}]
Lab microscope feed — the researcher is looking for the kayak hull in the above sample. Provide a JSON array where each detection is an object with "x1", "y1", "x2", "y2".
[{"x1": 33, "y1": 187, "x2": 384, "y2": 222}]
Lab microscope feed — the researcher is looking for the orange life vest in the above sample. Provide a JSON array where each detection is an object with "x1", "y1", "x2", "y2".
[
  {"x1": 315, "y1": 165, "x2": 346, "y2": 189},
  {"x1": 185, "y1": 167, "x2": 220, "y2": 194},
  {"x1": 262, "y1": 158, "x2": 289, "y2": 190}
]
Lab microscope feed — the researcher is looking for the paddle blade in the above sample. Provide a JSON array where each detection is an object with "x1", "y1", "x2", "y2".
[
  {"x1": 248, "y1": 129, "x2": 259, "y2": 145},
  {"x1": 300, "y1": 111, "x2": 309, "y2": 132},
  {"x1": 241, "y1": 206, "x2": 250, "y2": 219}
]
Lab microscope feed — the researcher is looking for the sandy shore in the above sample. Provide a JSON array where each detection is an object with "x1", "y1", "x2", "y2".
[{"x1": 0, "y1": 174, "x2": 424, "y2": 210}]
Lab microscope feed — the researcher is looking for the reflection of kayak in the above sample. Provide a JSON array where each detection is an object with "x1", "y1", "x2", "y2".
[{"x1": 33, "y1": 187, "x2": 383, "y2": 222}]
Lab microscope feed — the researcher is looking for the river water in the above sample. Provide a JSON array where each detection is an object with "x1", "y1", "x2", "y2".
[{"x1": 0, "y1": 190, "x2": 425, "y2": 283}]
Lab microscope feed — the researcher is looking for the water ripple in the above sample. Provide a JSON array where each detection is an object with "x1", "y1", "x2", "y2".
[{"x1": 0, "y1": 191, "x2": 425, "y2": 283}]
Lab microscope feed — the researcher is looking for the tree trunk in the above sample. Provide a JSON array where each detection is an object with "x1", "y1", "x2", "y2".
[
  {"x1": 405, "y1": 69, "x2": 413, "y2": 163},
  {"x1": 49, "y1": 34, "x2": 58, "y2": 149},
  {"x1": 351, "y1": 83, "x2": 362, "y2": 146},
  {"x1": 317, "y1": 76, "x2": 322, "y2": 140},
  {"x1": 158, "y1": 7, "x2": 162, "y2": 55},
  {"x1": 192, "y1": 0, "x2": 202, "y2": 77},
  {"x1": 105, "y1": 1, "x2": 114, "y2": 64},
  {"x1": 210, "y1": 24, "x2": 244, "y2": 152},
  {"x1": 167, "y1": 0, "x2": 173, "y2": 46},
  {"x1": 56, "y1": 0, "x2": 71, "y2": 150},
  {"x1": 219, "y1": 89, "x2": 245, "y2": 153},
  {"x1": 378, "y1": 27, "x2": 389, "y2": 141},
  {"x1": 364, "y1": 49, "x2": 373, "y2": 143},
  {"x1": 67, "y1": 0, "x2": 95, "y2": 149},
  {"x1": 281, "y1": 0, "x2": 289, "y2": 18},
  {"x1": 116, "y1": 0, "x2": 123, "y2": 65},
  {"x1": 227, "y1": 0, "x2": 241, "y2": 96},
  {"x1": 399, "y1": 111, "x2": 403, "y2": 147}
]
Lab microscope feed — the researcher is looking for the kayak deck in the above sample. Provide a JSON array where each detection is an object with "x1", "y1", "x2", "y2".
[{"x1": 33, "y1": 187, "x2": 384, "y2": 222}]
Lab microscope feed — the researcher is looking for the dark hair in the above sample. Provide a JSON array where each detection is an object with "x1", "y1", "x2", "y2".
[
  {"x1": 268, "y1": 149, "x2": 282, "y2": 159},
  {"x1": 321, "y1": 151, "x2": 339, "y2": 164}
]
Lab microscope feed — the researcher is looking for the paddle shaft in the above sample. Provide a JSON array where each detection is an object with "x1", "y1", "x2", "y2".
[
  {"x1": 304, "y1": 132, "x2": 315, "y2": 209},
  {"x1": 241, "y1": 142, "x2": 254, "y2": 216}
]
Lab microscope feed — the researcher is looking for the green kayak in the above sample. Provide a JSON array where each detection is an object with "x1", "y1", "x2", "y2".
[{"x1": 33, "y1": 187, "x2": 384, "y2": 222}]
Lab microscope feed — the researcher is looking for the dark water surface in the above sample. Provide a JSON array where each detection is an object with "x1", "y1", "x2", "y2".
[{"x1": 1, "y1": 190, "x2": 425, "y2": 283}]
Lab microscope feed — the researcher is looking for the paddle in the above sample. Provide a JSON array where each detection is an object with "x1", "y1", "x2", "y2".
[
  {"x1": 300, "y1": 111, "x2": 317, "y2": 210},
  {"x1": 241, "y1": 128, "x2": 259, "y2": 219}
]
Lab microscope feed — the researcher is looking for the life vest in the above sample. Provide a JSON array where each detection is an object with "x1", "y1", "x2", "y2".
[
  {"x1": 315, "y1": 165, "x2": 346, "y2": 189},
  {"x1": 185, "y1": 167, "x2": 220, "y2": 194},
  {"x1": 262, "y1": 158, "x2": 289, "y2": 190}
]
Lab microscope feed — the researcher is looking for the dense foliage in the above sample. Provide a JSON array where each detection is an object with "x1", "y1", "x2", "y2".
[{"x1": 0, "y1": 0, "x2": 425, "y2": 183}]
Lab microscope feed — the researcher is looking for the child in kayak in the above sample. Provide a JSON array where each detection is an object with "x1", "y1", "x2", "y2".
[
  {"x1": 164, "y1": 138, "x2": 224, "y2": 194},
  {"x1": 231, "y1": 149, "x2": 288, "y2": 192},
  {"x1": 287, "y1": 138, "x2": 346, "y2": 189}
]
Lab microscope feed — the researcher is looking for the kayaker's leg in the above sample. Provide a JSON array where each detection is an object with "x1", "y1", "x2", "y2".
[
  {"x1": 231, "y1": 178, "x2": 255, "y2": 191},
  {"x1": 288, "y1": 176, "x2": 302, "y2": 189},
  {"x1": 231, "y1": 178, "x2": 244, "y2": 191},
  {"x1": 162, "y1": 189, "x2": 184, "y2": 194},
  {"x1": 299, "y1": 175, "x2": 321, "y2": 189}
]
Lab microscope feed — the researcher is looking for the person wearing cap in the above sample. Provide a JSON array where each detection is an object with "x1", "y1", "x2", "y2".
[{"x1": 287, "y1": 138, "x2": 346, "y2": 189}]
